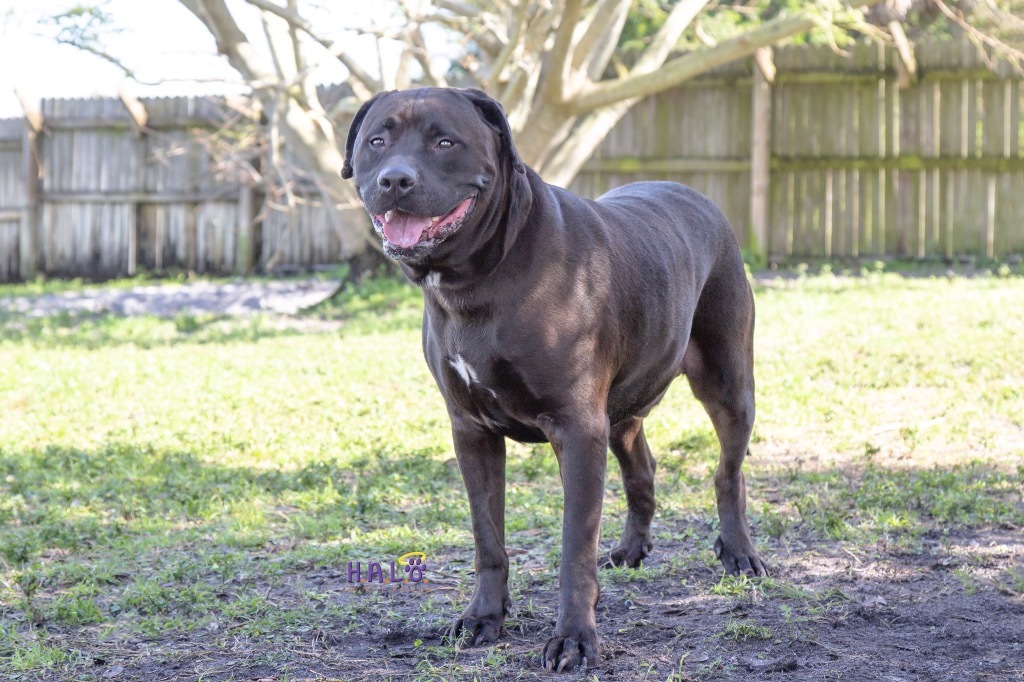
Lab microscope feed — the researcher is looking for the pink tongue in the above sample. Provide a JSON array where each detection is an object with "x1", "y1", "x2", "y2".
[{"x1": 382, "y1": 212, "x2": 432, "y2": 248}]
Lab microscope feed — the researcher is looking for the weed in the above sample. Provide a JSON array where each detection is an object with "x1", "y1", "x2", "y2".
[
  {"x1": 954, "y1": 567, "x2": 981, "y2": 596},
  {"x1": 710, "y1": 573, "x2": 764, "y2": 598},
  {"x1": 996, "y1": 568, "x2": 1024, "y2": 597},
  {"x1": 758, "y1": 504, "x2": 790, "y2": 540},
  {"x1": 49, "y1": 591, "x2": 104, "y2": 626},
  {"x1": 722, "y1": 619, "x2": 773, "y2": 641},
  {"x1": 8, "y1": 641, "x2": 71, "y2": 672}
]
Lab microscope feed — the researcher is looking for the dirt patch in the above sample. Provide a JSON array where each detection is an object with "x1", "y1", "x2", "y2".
[
  {"x1": 37, "y1": 527, "x2": 1022, "y2": 682},
  {"x1": 0, "y1": 280, "x2": 342, "y2": 318},
  {"x1": 319, "y1": 530, "x2": 1023, "y2": 681}
]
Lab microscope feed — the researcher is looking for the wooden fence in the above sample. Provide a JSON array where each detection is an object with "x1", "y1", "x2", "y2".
[
  {"x1": 1, "y1": 96, "x2": 252, "y2": 282},
  {"x1": 574, "y1": 40, "x2": 1024, "y2": 263},
  {"x1": 1, "y1": 40, "x2": 1023, "y2": 282}
]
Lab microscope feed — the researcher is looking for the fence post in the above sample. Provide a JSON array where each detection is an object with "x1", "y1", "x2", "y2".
[
  {"x1": 17, "y1": 91, "x2": 42, "y2": 280},
  {"x1": 237, "y1": 182, "x2": 255, "y2": 273},
  {"x1": 750, "y1": 48, "x2": 774, "y2": 264},
  {"x1": 119, "y1": 86, "x2": 149, "y2": 277}
]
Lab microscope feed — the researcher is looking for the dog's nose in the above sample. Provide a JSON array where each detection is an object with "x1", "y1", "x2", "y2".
[{"x1": 377, "y1": 165, "x2": 418, "y2": 195}]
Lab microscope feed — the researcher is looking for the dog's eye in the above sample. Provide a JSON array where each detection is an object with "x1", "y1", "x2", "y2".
[
  {"x1": 438, "y1": 139, "x2": 454, "y2": 150},
  {"x1": 369, "y1": 137, "x2": 385, "y2": 148}
]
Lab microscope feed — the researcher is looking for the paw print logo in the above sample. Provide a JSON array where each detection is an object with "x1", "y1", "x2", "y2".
[{"x1": 399, "y1": 552, "x2": 428, "y2": 583}]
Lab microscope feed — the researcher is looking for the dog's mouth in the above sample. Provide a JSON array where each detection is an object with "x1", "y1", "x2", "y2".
[{"x1": 372, "y1": 197, "x2": 476, "y2": 251}]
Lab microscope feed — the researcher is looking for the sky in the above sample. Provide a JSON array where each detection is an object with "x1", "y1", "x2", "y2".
[{"x1": 0, "y1": 0, "x2": 396, "y2": 119}]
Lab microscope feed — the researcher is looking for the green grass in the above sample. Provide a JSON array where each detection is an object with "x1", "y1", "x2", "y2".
[
  {"x1": 0, "y1": 271, "x2": 1022, "y2": 678},
  {"x1": 0, "y1": 266, "x2": 358, "y2": 299},
  {"x1": 722, "y1": 619, "x2": 772, "y2": 641}
]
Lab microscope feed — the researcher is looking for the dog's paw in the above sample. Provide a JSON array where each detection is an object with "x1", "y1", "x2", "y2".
[
  {"x1": 599, "y1": 539, "x2": 652, "y2": 569},
  {"x1": 446, "y1": 611, "x2": 504, "y2": 649},
  {"x1": 714, "y1": 535, "x2": 769, "y2": 577},
  {"x1": 541, "y1": 628, "x2": 599, "y2": 672},
  {"x1": 600, "y1": 525, "x2": 653, "y2": 569}
]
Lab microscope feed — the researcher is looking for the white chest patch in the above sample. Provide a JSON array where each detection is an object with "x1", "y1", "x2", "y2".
[
  {"x1": 423, "y1": 271, "x2": 441, "y2": 288},
  {"x1": 449, "y1": 354, "x2": 479, "y2": 388}
]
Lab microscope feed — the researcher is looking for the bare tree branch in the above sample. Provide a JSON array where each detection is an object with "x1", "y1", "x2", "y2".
[
  {"x1": 542, "y1": 98, "x2": 635, "y2": 186},
  {"x1": 178, "y1": 0, "x2": 277, "y2": 83},
  {"x1": 570, "y1": 0, "x2": 631, "y2": 81},
  {"x1": 397, "y1": 1, "x2": 448, "y2": 87},
  {"x1": 395, "y1": 45, "x2": 416, "y2": 90},
  {"x1": 536, "y1": 0, "x2": 708, "y2": 182},
  {"x1": 261, "y1": 11, "x2": 290, "y2": 81},
  {"x1": 502, "y1": 4, "x2": 558, "y2": 129},
  {"x1": 634, "y1": 0, "x2": 710, "y2": 72},
  {"x1": 545, "y1": 0, "x2": 584, "y2": 103},
  {"x1": 378, "y1": 31, "x2": 397, "y2": 90},
  {"x1": 888, "y1": 20, "x2": 917, "y2": 85},
  {"x1": 263, "y1": 86, "x2": 300, "y2": 272},
  {"x1": 241, "y1": 0, "x2": 382, "y2": 92},
  {"x1": 434, "y1": 0, "x2": 481, "y2": 19},
  {"x1": 484, "y1": 1, "x2": 531, "y2": 91},
  {"x1": 499, "y1": 2, "x2": 560, "y2": 138},
  {"x1": 44, "y1": 4, "x2": 139, "y2": 79},
  {"x1": 536, "y1": 0, "x2": 712, "y2": 180},
  {"x1": 931, "y1": 0, "x2": 1024, "y2": 75},
  {"x1": 694, "y1": 19, "x2": 717, "y2": 47},
  {"x1": 287, "y1": 0, "x2": 314, "y2": 105},
  {"x1": 569, "y1": 0, "x2": 883, "y2": 114},
  {"x1": 431, "y1": 0, "x2": 505, "y2": 58},
  {"x1": 408, "y1": 25, "x2": 448, "y2": 87},
  {"x1": 53, "y1": 37, "x2": 137, "y2": 78},
  {"x1": 179, "y1": 0, "x2": 367, "y2": 256}
]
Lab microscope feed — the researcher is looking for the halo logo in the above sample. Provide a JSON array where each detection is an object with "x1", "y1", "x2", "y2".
[{"x1": 345, "y1": 552, "x2": 429, "y2": 590}]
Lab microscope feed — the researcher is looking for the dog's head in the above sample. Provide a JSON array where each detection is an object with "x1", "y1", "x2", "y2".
[{"x1": 342, "y1": 88, "x2": 525, "y2": 264}]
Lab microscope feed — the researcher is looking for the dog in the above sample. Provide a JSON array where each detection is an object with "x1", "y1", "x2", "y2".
[{"x1": 342, "y1": 87, "x2": 766, "y2": 672}]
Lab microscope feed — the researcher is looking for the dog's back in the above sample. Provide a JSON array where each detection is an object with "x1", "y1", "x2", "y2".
[{"x1": 595, "y1": 181, "x2": 742, "y2": 277}]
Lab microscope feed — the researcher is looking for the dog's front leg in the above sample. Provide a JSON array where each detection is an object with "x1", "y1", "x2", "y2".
[
  {"x1": 540, "y1": 414, "x2": 608, "y2": 672},
  {"x1": 447, "y1": 419, "x2": 510, "y2": 647}
]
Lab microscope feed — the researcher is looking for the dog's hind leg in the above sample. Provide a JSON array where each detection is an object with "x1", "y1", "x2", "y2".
[
  {"x1": 603, "y1": 416, "x2": 656, "y2": 568},
  {"x1": 683, "y1": 274, "x2": 768, "y2": 577}
]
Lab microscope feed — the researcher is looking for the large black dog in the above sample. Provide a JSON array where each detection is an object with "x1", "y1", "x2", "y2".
[{"x1": 342, "y1": 87, "x2": 766, "y2": 672}]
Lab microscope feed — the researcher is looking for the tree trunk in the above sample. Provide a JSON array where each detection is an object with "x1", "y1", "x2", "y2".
[
  {"x1": 179, "y1": 0, "x2": 373, "y2": 257},
  {"x1": 276, "y1": 99, "x2": 370, "y2": 258},
  {"x1": 515, "y1": 102, "x2": 579, "y2": 172},
  {"x1": 539, "y1": 98, "x2": 640, "y2": 187}
]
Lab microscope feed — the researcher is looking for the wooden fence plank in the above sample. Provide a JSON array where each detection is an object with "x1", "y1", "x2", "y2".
[
  {"x1": 0, "y1": 220, "x2": 17, "y2": 281},
  {"x1": 997, "y1": 171, "x2": 1024, "y2": 257},
  {"x1": 1011, "y1": 80, "x2": 1022, "y2": 157},
  {"x1": 19, "y1": 123, "x2": 38, "y2": 280},
  {"x1": 750, "y1": 50, "x2": 772, "y2": 259}
]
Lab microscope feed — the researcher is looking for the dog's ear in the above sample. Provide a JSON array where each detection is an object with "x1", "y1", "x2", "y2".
[
  {"x1": 460, "y1": 88, "x2": 526, "y2": 175},
  {"x1": 342, "y1": 92, "x2": 389, "y2": 180},
  {"x1": 460, "y1": 89, "x2": 533, "y2": 254}
]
